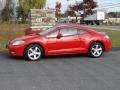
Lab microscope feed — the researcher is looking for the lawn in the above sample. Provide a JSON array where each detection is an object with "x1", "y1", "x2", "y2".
[
  {"x1": 0, "y1": 23, "x2": 29, "y2": 51},
  {"x1": 0, "y1": 24, "x2": 120, "y2": 51}
]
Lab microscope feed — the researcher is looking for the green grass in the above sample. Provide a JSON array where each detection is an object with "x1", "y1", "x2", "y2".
[
  {"x1": 0, "y1": 40, "x2": 8, "y2": 51},
  {"x1": 0, "y1": 24, "x2": 29, "y2": 51}
]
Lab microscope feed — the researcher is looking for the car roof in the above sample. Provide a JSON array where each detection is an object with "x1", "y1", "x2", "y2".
[{"x1": 54, "y1": 24, "x2": 97, "y2": 33}]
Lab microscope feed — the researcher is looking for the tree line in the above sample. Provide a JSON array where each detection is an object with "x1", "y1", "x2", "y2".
[
  {"x1": 1, "y1": 0, "x2": 119, "y2": 23},
  {"x1": 0, "y1": 0, "x2": 46, "y2": 22}
]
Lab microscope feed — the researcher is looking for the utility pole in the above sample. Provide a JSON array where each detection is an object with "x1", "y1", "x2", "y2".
[{"x1": 116, "y1": 11, "x2": 118, "y2": 23}]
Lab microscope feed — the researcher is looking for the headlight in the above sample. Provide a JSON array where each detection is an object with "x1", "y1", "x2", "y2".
[
  {"x1": 12, "y1": 40, "x2": 25, "y2": 46},
  {"x1": 105, "y1": 35, "x2": 110, "y2": 39}
]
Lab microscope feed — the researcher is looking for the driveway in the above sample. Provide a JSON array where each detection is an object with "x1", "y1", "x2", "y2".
[{"x1": 0, "y1": 51, "x2": 120, "y2": 90}]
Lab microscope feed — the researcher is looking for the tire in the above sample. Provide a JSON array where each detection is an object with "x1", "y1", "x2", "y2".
[
  {"x1": 91, "y1": 21, "x2": 94, "y2": 25},
  {"x1": 25, "y1": 44, "x2": 43, "y2": 61},
  {"x1": 89, "y1": 42, "x2": 104, "y2": 58}
]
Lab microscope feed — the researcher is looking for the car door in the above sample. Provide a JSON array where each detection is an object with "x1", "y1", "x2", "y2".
[
  {"x1": 46, "y1": 30, "x2": 60, "y2": 54},
  {"x1": 77, "y1": 28, "x2": 90, "y2": 52},
  {"x1": 56, "y1": 28, "x2": 81, "y2": 54}
]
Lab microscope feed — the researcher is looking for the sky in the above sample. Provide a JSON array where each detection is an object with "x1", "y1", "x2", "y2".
[
  {"x1": 46, "y1": 0, "x2": 120, "y2": 13},
  {"x1": 2, "y1": 0, "x2": 119, "y2": 12}
]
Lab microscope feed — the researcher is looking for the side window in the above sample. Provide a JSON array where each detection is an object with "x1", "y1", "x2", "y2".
[
  {"x1": 78, "y1": 29, "x2": 88, "y2": 34},
  {"x1": 60, "y1": 28, "x2": 78, "y2": 36},
  {"x1": 46, "y1": 30, "x2": 59, "y2": 38}
]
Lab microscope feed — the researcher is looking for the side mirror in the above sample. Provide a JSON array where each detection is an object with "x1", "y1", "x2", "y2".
[{"x1": 57, "y1": 34, "x2": 63, "y2": 39}]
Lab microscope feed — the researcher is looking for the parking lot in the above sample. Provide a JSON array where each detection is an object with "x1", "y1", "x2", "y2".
[{"x1": 0, "y1": 51, "x2": 120, "y2": 90}]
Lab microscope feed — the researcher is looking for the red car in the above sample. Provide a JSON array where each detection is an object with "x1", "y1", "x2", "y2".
[{"x1": 7, "y1": 25, "x2": 111, "y2": 61}]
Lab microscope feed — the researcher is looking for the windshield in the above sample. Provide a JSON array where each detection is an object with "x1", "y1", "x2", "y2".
[{"x1": 39, "y1": 26, "x2": 55, "y2": 36}]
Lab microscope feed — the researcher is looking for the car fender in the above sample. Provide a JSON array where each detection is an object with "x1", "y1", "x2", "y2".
[{"x1": 23, "y1": 38, "x2": 47, "y2": 56}]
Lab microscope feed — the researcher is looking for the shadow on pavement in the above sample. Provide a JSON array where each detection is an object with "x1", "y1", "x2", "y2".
[{"x1": 0, "y1": 51, "x2": 88, "y2": 61}]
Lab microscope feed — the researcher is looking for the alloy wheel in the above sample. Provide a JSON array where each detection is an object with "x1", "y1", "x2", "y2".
[
  {"x1": 89, "y1": 42, "x2": 103, "y2": 58},
  {"x1": 25, "y1": 44, "x2": 43, "y2": 61}
]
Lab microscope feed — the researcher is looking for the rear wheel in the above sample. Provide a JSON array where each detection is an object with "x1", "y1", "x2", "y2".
[
  {"x1": 25, "y1": 44, "x2": 43, "y2": 61},
  {"x1": 89, "y1": 42, "x2": 104, "y2": 58}
]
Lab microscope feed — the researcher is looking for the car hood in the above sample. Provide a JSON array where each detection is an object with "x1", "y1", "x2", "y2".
[
  {"x1": 10, "y1": 35, "x2": 41, "y2": 42},
  {"x1": 17, "y1": 35, "x2": 39, "y2": 40}
]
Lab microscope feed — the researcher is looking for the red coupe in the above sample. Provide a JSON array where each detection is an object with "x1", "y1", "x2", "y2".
[{"x1": 7, "y1": 25, "x2": 111, "y2": 61}]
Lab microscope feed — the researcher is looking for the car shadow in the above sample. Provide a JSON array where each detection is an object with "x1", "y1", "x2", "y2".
[
  {"x1": 0, "y1": 52, "x2": 25, "y2": 61},
  {"x1": 43, "y1": 54, "x2": 88, "y2": 60},
  {"x1": 0, "y1": 51, "x2": 89, "y2": 61}
]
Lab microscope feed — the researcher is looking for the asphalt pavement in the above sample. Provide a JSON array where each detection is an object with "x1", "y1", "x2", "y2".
[{"x1": 0, "y1": 51, "x2": 120, "y2": 90}]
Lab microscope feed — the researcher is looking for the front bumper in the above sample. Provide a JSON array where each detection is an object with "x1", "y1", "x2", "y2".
[{"x1": 7, "y1": 44, "x2": 25, "y2": 57}]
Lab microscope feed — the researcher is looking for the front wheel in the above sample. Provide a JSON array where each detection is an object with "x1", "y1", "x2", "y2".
[
  {"x1": 25, "y1": 44, "x2": 43, "y2": 61},
  {"x1": 89, "y1": 42, "x2": 104, "y2": 58}
]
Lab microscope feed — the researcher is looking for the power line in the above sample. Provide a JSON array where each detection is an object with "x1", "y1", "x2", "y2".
[
  {"x1": 97, "y1": 3, "x2": 120, "y2": 9},
  {"x1": 99, "y1": 2, "x2": 120, "y2": 7}
]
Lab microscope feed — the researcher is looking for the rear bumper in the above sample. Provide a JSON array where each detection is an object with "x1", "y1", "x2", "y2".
[{"x1": 104, "y1": 39, "x2": 112, "y2": 52}]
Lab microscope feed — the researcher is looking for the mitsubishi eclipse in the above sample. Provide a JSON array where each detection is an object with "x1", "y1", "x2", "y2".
[{"x1": 7, "y1": 25, "x2": 111, "y2": 61}]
